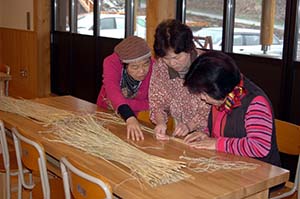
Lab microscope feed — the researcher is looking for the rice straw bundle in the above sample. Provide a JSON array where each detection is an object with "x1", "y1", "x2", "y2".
[
  {"x1": 49, "y1": 114, "x2": 190, "y2": 187},
  {"x1": 179, "y1": 153, "x2": 259, "y2": 173},
  {"x1": 0, "y1": 96, "x2": 74, "y2": 125},
  {"x1": 0, "y1": 96, "x2": 190, "y2": 186}
]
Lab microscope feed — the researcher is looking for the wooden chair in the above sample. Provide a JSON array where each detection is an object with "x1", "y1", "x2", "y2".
[
  {"x1": 0, "y1": 120, "x2": 22, "y2": 199},
  {"x1": 60, "y1": 157, "x2": 113, "y2": 199},
  {"x1": 12, "y1": 127, "x2": 64, "y2": 199},
  {"x1": 193, "y1": 36, "x2": 213, "y2": 49},
  {"x1": 0, "y1": 64, "x2": 11, "y2": 96},
  {"x1": 270, "y1": 119, "x2": 300, "y2": 199}
]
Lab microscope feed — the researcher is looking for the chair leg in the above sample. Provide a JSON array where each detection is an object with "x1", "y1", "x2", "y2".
[
  {"x1": 5, "y1": 171, "x2": 10, "y2": 199},
  {"x1": 29, "y1": 173, "x2": 33, "y2": 199},
  {"x1": 17, "y1": 174, "x2": 22, "y2": 199}
]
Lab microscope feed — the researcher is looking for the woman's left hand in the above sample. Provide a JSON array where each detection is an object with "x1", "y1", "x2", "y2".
[
  {"x1": 184, "y1": 131, "x2": 217, "y2": 150},
  {"x1": 126, "y1": 116, "x2": 144, "y2": 141}
]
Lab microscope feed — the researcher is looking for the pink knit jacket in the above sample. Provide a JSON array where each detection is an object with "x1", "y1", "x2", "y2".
[{"x1": 97, "y1": 52, "x2": 154, "y2": 114}]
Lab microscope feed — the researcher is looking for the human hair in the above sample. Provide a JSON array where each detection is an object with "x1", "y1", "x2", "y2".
[
  {"x1": 153, "y1": 19, "x2": 196, "y2": 58},
  {"x1": 184, "y1": 51, "x2": 241, "y2": 100}
]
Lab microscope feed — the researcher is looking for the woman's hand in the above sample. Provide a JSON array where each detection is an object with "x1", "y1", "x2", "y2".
[
  {"x1": 154, "y1": 123, "x2": 169, "y2": 140},
  {"x1": 126, "y1": 116, "x2": 144, "y2": 141},
  {"x1": 184, "y1": 131, "x2": 208, "y2": 143},
  {"x1": 173, "y1": 122, "x2": 190, "y2": 137},
  {"x1": 184, "y1": 131, "x2": 216, "y2": 150}
]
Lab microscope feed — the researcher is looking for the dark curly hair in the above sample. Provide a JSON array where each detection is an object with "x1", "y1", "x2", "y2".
[
  {"x1": 184, "y1": 51, "x2": 241, "y2": 100},
  {"x1": 153, "y1": 19, "x2": 196, "y2": 58}
]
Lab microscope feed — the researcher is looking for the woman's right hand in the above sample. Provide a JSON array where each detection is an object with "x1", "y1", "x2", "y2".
[
  {"x1": 154, "y1": 123, "x2": 169, "y2": 140},
  {"x1": 126, "y1": 116, "x2": 144, "y2": 141}
]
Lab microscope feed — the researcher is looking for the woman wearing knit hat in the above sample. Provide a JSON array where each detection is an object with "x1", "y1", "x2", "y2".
[
  {"x1": 97, "y1": 36, "x2": 154, "y2": 141},
  {"x1": 149, "y1": 19, "x2": 210, "y2": 140}
]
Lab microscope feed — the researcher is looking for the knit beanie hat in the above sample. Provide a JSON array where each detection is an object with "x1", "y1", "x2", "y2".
[{"x1": 114, "y1": 36, "x2": 151, "y2": 63}]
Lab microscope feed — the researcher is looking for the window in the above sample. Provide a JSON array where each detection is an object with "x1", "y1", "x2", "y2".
[
  {"x1": 185, "y1": 0, "x2": 286, "y2": 59},
  {"x1": 234, "y1": 0, "x2": 285, "y2": 58}
]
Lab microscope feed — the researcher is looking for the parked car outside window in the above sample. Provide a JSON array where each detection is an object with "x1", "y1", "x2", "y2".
[
  {"x1": 77, "y1": 13, "x2": 146, "y2": 39},
  {"x1": 193, "y1": 27, "x2": 283, "y2": 58}
]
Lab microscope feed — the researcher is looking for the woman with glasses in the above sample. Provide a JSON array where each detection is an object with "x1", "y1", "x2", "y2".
[
  {"x1": 183, "y1": 51, "x2": 281, "y2": 167},
  {"x1": 97, "y1": 36, "x2": 154, "y2": 141},
  {"x1": 149, "y1": 19, "x2": 210, "y2": 140}
]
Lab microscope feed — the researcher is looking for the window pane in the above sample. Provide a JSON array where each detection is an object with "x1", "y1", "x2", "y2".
[
  {"x1": 54, "y1": 0, "x2": 69, "y2": 32},
  {"x1": 134, "y1": 0, "x2": 147, "y2": 39},
  {"x1": 98, "y1": 0, "x2": 125, "y2": 38},
  {"x1": 100, "y1": 18, "x2": 115, "y2": 29},
  {"x1": 77, "y1": 0, "x2": 94, "y2": 35},
  {"x1": 186, "y1": 0, "x2": 224, "y2": 50},
  {"x1": 234, "y1": 0, "x2": 285, "y2": 58}
]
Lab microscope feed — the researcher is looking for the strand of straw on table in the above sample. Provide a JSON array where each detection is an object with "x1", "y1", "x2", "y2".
[
  {"x1": 0, "y1": 96, "x2": 189, "y2": 187},
  {"x1": 179, "y1": 152, "x2": 259, "y2": 173}
]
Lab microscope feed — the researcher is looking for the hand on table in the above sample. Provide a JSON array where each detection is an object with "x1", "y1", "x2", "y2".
[
  {"x1": 184, "y1": 131, "x2": 217, "y2": 150},
  {"x1": 126, "y1": 116, "x2": 144, "y2": 141},
  {"x1": 172, "y1": 122, "x2": 190, "y2": 137},
  {"x1": 154, "y1": 123, "x2": 169, "y2": 140}
]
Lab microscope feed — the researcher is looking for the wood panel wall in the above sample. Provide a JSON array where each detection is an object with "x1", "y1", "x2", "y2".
[
  {"x1": 0, "y1": 0, "x2": 50, "y2": 98},
  {"x1": 0, "y1": 28, "x2": 38, "y2": 98}
]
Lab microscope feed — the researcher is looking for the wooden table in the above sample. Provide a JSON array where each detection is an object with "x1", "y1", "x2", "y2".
[{"x1": 0, "y1": 96, "x2": 289, "y2": 199}]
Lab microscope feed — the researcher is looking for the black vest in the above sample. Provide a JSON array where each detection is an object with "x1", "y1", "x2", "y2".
[{"x1": 208, "y1": 77, "x2": 281, "y2": 167}]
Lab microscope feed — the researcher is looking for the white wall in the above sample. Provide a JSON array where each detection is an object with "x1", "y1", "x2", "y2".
[{"x1": 0, "y1": 0, "x2": 34, "y2": 30}]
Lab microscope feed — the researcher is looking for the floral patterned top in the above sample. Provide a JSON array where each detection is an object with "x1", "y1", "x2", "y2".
[{"x1": 149, "y1": 58, "x2": 210, "y2": 131}]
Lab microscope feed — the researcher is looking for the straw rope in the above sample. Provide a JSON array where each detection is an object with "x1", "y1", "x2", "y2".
[{"x1": 179, "y1": 152, "x2": 259, "y2": 173}]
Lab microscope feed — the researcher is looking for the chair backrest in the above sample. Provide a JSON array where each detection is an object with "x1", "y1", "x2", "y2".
[
  {"x1": 12, "y1": 127, "x2": 51, "y2": 199},
  {"x1": 275, "y1": 119, "x2": 300, "y2": 155},
  {"x1": 0, "y1": 64, "x2": 11, "y2": 96},
  {"x1": 274, "y1": 119, "x2": 300, "y2": 198},
  {"x1": 60, "y1": 157, "x2": 112, "y2": 199},
  {"x1": 193, "y1": 36, "x2": 213, "y2": 49}
]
